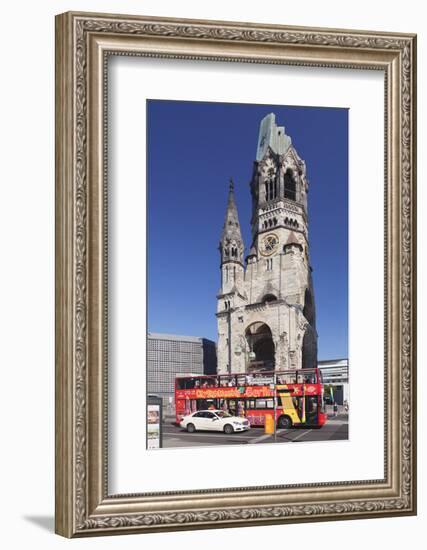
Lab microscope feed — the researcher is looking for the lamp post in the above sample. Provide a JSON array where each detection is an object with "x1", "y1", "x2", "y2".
[
  {"x1": 269, "y1": 371, "x2": 277, "y2": 442},
  {"x1": 227, "y1": 308, "x2": 231, "y2": 374}
]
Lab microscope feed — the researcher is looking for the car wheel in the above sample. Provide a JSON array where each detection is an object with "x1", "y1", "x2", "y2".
[
  {"x1": 223, "y1": 424, "x2": 234, "y2": 434},
  {"x1": 186, "y1": 423, "x2": 196, "y2": 433},
  {"x1": 277, "y1": 415, "x2": 292, "y2": 429}
]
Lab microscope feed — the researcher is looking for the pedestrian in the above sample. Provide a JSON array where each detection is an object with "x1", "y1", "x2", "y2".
[{"x1": 333, "y1": 401, "x2": 338, "y2": 417}]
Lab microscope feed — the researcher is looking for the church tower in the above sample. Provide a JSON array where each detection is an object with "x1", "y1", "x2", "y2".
[
  {"x1": 219, "y1": 178, "x2": 245, "y2": 296},
  {"x1": 216, "y1": 113, "x2": 317, "y2": 374}
]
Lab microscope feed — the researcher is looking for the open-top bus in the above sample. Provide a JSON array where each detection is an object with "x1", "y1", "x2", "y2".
[{"x1": 175, "y1": 369, "x2": 326, "y2": 429}]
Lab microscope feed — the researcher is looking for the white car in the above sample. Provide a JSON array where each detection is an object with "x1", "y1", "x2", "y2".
[{"x1": 179, "y1": 410, "x2": 250, "y2": 434}]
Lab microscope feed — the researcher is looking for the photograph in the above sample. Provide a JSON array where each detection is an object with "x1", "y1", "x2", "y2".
[{"x1": 146, "y1": 100, "x2": 349, "y2": 449}]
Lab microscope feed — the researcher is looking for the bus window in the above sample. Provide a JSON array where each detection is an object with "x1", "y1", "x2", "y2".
[
  {"x1": 253, "y1": 374, "x2": 274, "y2": 386},
  {"x1": 196, "y1": 398, "x2": 218, "y2": 410},
  {"x1": 256, "y1": 398, "x2": 274, "y2": 409},
  {"x1": 217, "y1": 398, "x2": 230, "y2": 412},
  {"x1": 176, "y1": 378, "x2": 195, "y2": 389},
  {"x1": 220, "y1": 376, "x2": 236, "y2": 387},
  {"x1": 200, "y1": 377, "x2": 216, "y2": 388},
  {"x1": 219, "y1": 375, "x2": 234, "y2": 387},
  {"x1": 277, "y1": 372, "x2": 296, "y2": 384},
  {"x1": 249, "y1": 374, "x2": 262, "y2": 385},
  {"x1": 177, "y1": 377, "x2": 220, "y2": 389},
  {"x1": 236, "y1": 374, "x2": 246, "y2": 386},
  {"x1": 297, "y1": 370, "x2": 316, "y2": 384}
]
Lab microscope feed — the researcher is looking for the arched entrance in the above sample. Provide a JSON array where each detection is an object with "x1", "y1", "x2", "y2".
[{"x1": 245, "y1": 322, "x2": 275, "y2": 372}]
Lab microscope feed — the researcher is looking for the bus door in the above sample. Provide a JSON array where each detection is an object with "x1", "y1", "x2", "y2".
[
  {"x1": 277, "y1": 387, "x2": 300, "y2": 425},
  {"x1": 228, "y1": 399, "x2": 237, "y2": 416},
  {"x1": 236, "y1": 399, "x2": 245, "y2": 418},
  {"x1": 305, "y1": 396, "x2": 318, "y2": 425}
]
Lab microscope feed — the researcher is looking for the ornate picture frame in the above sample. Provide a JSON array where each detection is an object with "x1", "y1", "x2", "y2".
[{"x1": 55, "y1": 11, "x2": 417, "y2": 537}]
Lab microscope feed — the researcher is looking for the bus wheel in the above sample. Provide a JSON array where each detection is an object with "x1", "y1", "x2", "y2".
[
  {"x1": 277, "y1": 415, "x2": 292, "y2": 429},
  {"x1": 186, "y1": 423, "x2": 196, "y2": 433},
  {"x1": 223, "y1": 424, "x2": 234, "y2": 434}
]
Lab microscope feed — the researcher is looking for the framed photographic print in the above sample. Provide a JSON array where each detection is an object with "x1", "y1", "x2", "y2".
[
  {"x1": 147, "y1": 100, "x2": 349, "y2": 452},
  {"x1": 55, "y1": 11, "x2": 417, "y2": 537}
]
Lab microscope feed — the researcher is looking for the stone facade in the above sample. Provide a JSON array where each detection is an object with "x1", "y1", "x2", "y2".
[{"x1": 217, "y1": 113, "x2": 317, "y2": 374}]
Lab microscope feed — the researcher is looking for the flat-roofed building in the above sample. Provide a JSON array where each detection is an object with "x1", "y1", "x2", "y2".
[
  {"x1": 318, "y1": 358, "x2": 349, "y2": 405},
  {"x1": 147, "y1": 333, "x2": 217, "y2": 413}
]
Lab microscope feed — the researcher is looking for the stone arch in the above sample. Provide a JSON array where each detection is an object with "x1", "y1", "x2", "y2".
[{"x1": 245, "y1": 322, "x2": 275, "y2": 372}]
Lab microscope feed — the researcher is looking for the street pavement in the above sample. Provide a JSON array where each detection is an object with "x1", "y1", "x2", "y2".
[{"x1": 161, "y1": 411, "x2": 348, "y2": 449}]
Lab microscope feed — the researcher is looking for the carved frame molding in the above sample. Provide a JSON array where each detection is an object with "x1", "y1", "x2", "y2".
[{"x1": 55, "y1": 11, "x2": 416, "y2": 537}]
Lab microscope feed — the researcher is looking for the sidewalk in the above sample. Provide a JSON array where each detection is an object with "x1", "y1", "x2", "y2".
[{"x1": 326, "y1": 404, "x2": 348, "y2": 416}]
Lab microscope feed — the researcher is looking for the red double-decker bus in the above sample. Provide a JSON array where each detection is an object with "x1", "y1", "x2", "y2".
[{"x1": 175, "y1": 369, "x2": 326, "y2": 429}]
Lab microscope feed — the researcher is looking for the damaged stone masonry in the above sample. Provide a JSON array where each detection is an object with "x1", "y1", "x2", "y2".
[{"x1": 217, "y1": 113, "x2": 317, "y2": 374}]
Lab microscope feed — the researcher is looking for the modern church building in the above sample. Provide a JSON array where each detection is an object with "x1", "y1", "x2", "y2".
[{"x1": 216, "y1": 113, "x2": 317, "y2": 374}]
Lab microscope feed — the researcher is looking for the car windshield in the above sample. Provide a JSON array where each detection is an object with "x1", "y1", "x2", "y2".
[{"x1": 215, "y1": 411, "x2": 232, "y2": 418}]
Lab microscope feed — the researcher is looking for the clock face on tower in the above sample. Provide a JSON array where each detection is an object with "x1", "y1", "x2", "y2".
[{"x1": 260, "y1": 233, "x2": 279, "y2": 256}]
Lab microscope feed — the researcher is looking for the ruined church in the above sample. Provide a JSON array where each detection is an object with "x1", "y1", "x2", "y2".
[{"x1": 216, "y1": 113, "x2": 317, "y2": 374}]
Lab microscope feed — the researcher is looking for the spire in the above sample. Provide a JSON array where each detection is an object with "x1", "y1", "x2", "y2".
[
  {"x1": 219, "y1": 178, "x2": 244, "y2": 265},
  {"x1": 221, "y1": 178, "x2": 241, "y2": 240}
]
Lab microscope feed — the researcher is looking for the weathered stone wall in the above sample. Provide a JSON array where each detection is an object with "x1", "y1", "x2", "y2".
[{"x1": 217, "y1": 114, "x2": 317, "y2": 374}]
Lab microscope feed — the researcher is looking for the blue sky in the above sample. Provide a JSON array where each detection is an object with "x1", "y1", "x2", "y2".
[{"x1": 147, "y1": 100, "x2": 348, "y2": 360}]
